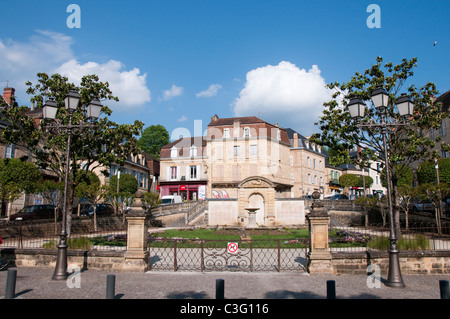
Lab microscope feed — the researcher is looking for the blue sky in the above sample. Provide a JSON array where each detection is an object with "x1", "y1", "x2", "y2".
[{"x1": 1, "y1": 0, "x2": 449, "y2": 139}]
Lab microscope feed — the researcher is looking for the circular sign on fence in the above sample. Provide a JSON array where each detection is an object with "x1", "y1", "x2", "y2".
[{"x1": 227, "y1": 242, "x2": 238, "y2": 254}]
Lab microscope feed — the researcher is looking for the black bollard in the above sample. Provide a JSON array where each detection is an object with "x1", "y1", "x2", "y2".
[
  {"x1": 5, "y1": 269, "x2": 17, "y2": 299},
  {"x1": 327, "y1": 280, "x2": 336, "y2": 299},
  {"x1": 106, "y1": 274, "x2": 116, "y2": 299},
  {"x1": 440, "y1": 280, "x2": 449, "y2": 299},
  {"x1": 216, "y1": 279, "x2": 224, "y2": 299}
]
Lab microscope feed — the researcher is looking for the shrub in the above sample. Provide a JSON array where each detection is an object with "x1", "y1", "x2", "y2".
[
  {"x1": 42, "y1": 237, "x2": 92, "y2": 249},
  {"x1": 367, "y1": 234, "x2": 430, "y2": 250}
]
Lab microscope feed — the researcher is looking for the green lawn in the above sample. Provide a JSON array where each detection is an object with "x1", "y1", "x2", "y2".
[{"x1": 147, "y1": 227, "x2": 310, "y2": 248}]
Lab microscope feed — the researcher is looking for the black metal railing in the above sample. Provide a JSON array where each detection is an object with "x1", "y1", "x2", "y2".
[
  {"x1": 148, "y1": 238, "x2": 309, "y2": 272},
  {"x1": 0, "y1": 217, "x2": 127, "y2": 251}
]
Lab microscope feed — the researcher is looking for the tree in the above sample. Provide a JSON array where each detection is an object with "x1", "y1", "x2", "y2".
[
  {"x1": 397, "y1": 185, "x2": 419, "y2": 232},
  {"x1": 417, "y1": 158, "x2": 450, "y2": 185},
  {"x1": 0, "y1": 73, "x2": 144, "y2": 234},
  {"x1": 74, "y1": 171, "x2": 108, "y2": 231},
  {"x1": 339, "y1": 174, "x2": 359, "y2": 188},
  {"x1": 0, "y1": 158, "x2": 42, "y2": 216},
  {"x1": 380, "y1": 164, "x2": 413, "y2": 188},
  {"x1": 142, "y1": 192, "x2": 161, "y2": 210},
  {"x1": 108, "y1": 173, "x2": 138, "y2": 214},
  {"x1": 417, "y1": 183, "x2": 449, "y2": 235},
  {"x1": 311, "y1": 57, "x2": 449, "y2": 238},
  {"x1": 137, "y1": 124, "x2": 170, "y2": 159}
]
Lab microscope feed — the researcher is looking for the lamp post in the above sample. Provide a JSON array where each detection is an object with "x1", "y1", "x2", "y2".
[
  {"x1": 43, "y1": 90, "x2": 102, "y2": 280},
  {"x1": 347, "y1": 87, "x2": 414, "y2": 288}
]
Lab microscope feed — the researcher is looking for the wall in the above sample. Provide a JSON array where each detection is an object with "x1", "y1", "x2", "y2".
[
  {"x1": 331, "y1": 250, "x2": 450, "y2": 275},
  {"x1": 274, "y1": 199, "x2": 305, "y2": 225},
  {"x1": 1, "y1": 248, "x2": 125, "y2": 271},
  {"x1": 207, "y1": 199, "x2": 239, "y2": 226}
]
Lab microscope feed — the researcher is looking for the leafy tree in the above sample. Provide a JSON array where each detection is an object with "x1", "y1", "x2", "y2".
[
  {"x1": 397, "y1": 185, "x2": 420, "y2": 232},
  {"x1": 142, "y1": 192, "x2": 161, "y2": 210},
  {"x1": 357, "y1": 175, "x2": 373, "y2": 188},
  {"x1": 380, "y1": 164, "x2": 413, "y2": 188},
  {"x1": 0, "y1": 158, "x2": 42, "y2": 216},
  {"x1": 355, "y1": 195, "x2": 378, "y2": 226},
  {"x1": 0, "y1": 73, "x2": 144, "y2": 234},
  {"x1": 311, "y1": 57, "x2": 449, "y2": 238},
  {"x1": 74, "y1": 170, "x2": 101, "y2": 199},
  {"x1": 417, "y1": 158, "x2": 450, "y2": 185},
  {"x1": 109, "y1": 173, "x2": 138, "y2": 194},
  {"x1": 416, "y1": 183, "x2": 449, "y2": 235},
  {"x1": 108, "y1": 173, "x2": 138, "y2": 214},
  {"x1": 137, "y1": 124, "x2": 170, "y2": 159},
  {"x1": 339, "y1": 174, "x2": 359, "y2": 188}
]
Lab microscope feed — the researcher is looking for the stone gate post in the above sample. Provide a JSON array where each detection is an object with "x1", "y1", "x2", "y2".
[
  {"x1": 123, "y1": 192, "x2": 150, "y2": 272},
  {"x1": 307, "y1": 197, "x2": 334, "y2": 274}
]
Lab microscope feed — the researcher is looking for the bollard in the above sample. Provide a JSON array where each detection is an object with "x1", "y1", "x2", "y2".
[
  {"x1": 5, "y1": 269, "x2": 17, "y2": 299},
  {"x1": 216, "y1": 279, "x2": 224, "y2": 299},
  {"x1": 326, "y1": 280, "x2": 336, "y2": 299},
  {"x1": 106, "y1": 274, "x2": 116, "y2": 299},
  {"x1": 440, "y1": 280, "x2": 449, "y2": 299}
]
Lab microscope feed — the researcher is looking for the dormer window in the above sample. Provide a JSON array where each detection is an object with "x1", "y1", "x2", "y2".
[
  {"x1": 244, "y1": 127, "x2": 250, "y2": 138},
  {"x1": 170, "y1": 147, "x2": 178, "y2": 158},
  {"x1": 190, "y1": 146, "x2": 198, "y2": 157}
]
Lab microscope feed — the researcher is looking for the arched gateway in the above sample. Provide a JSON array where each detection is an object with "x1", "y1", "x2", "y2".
[{"x1": 237, "y1": 176, "x2": 281, "y2": 227}]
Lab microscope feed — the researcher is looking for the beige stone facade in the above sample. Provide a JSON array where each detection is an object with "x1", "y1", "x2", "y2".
[{"x1": 158, "y1": 115, "x2": 332, "y2": 226}]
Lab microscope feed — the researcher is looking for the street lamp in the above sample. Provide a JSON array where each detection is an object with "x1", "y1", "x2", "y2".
[
  {"x1": 43, "y1": 90, "x2": 102, "y2": 280},
  {"x1": 347, "y1": 87, "x2": 414, "y2": 288}
]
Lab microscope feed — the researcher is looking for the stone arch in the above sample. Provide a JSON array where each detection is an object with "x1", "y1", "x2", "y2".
[
  {"x1": 238, "y1": 176, "x2": 275, "y2": 189},
  {"x1": 248, "y1": 192, "x2": 265, "y2": 225}
]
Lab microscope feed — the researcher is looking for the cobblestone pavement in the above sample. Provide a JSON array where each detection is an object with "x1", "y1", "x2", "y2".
[{"x1": 0, "y1": 266, "x2": 448, "y2": 300}]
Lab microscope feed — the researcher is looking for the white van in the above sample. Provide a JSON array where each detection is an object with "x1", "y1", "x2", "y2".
[{"x1": 161, "y1": 195, "x2": 182, "y2": 205}]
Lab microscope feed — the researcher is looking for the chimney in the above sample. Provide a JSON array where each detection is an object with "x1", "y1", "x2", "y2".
[
  {"x1": 211, "y1": 114, "x2": 219, "y2": 122},
  {"x1": 293, "y1": 133, "x2": 298, "y2": 148},
  {"x1": 3, "y1": 87, "x2": 15, "y2": 105}
]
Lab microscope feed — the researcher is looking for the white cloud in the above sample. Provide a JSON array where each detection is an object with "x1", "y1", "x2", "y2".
[
  {"x1": 0, "y1": 30, "x2": 74, "y2": 99},
  {"x1": 0, "y1": 30, "x2": 151, "y2": 110},
  {"x1": 177, "y1": 115, "x2": 188, "y2": 122},
  {"x1": 196, "y1": 84, "x2": 222, "y2": 98},
  {"x1": 232, "y1": 61, "x2": 332, "y2": 135},
  {"x1": 55, "y1": 59, "x2": 151, "y2": 108},
  {"x1": 162, "y1": 85, "x2": 183, "y2": 101}
]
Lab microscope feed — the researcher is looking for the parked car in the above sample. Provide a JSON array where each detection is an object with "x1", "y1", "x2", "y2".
[
  {"x1": 324, "y1": 194, "x2": 349, "y2": 200},
  {"x1": 10, "y1": 205, "x2": 59, "y2": 222},
  {"x1": 73, "y1": 203, "x2": 115, "y2": 216},
  {"x1": 409, "y1": 199, "x2": 448, "y2": 214}
]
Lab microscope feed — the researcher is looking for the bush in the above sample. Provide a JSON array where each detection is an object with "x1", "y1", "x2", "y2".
[
  {"x1": 367, "y1": 234, "x2": 430, "y2": 250},
  {"x1": 42, "y1": 237, "x2": 92, "y2": 249}
]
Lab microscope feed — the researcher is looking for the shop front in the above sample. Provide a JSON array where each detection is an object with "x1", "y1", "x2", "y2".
[{"x1": 159, "y1": 181, "x2": 207, "y2": 201}]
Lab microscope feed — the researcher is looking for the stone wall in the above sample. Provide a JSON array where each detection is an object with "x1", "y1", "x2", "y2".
[
  {"x1": 208, "y1": 199, "x2": 239, "y2": 226},
  {"x1": 1, "y1": 248, "x2": 125, "y2": 271},
  {"x1": 331, "y1": 250, "x2": 450, "y2": 275},
  {"x1": 274, "y1": 199, "x2": 305, "y2": 226}
]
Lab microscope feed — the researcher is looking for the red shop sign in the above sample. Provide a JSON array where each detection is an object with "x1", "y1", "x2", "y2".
[{"x1": 180, "y1": 185, "x2": 186, "y2": 191}]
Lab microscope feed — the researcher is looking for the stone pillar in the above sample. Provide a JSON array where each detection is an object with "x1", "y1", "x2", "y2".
[
  {"x1": 307, "y1": 199, "x2": 334, "y2": 274},
  {"x1": 123, "y1": 192, "x2": 150, "y2": 272}
]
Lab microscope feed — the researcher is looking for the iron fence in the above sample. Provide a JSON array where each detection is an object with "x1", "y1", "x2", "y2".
[
  {"x1": 148, "y1": 238, "x2": 309, "y2": 272},
  {"x1": 330, "y1": 222, "x2": 450, "y2": 252},
  {"x1": 0, "y1": 217, "x2": 127, "y2": 251}
]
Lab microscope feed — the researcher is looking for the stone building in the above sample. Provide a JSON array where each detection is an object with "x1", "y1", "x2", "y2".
[
  {"x1": 159, "y1": 136, "x2": 208, "y2": 201},
  {"x1": 159, "y1": 115, "x2": 311, "y2": 227}
]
